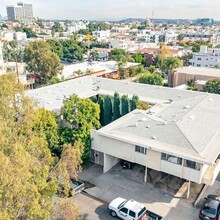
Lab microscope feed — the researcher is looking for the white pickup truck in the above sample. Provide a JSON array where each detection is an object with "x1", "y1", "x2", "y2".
[{"x1": 108, "y1": 197, "x2": 147, "y2": 220}]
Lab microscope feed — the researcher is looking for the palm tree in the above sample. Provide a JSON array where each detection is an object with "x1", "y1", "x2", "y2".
[{"x1": 161, "y1": 57, "x2": 182, "y2": 87}]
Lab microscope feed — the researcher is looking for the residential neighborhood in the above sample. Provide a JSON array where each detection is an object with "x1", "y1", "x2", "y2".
[{"x1": 1, "y1": 1, "x2": 220, "y2": 220}]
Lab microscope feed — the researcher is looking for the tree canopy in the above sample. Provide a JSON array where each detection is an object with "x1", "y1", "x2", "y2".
[
  {"x1": 138, "y1": 72, "x2": 164, "y2": 86},
  {"x1": 24, "y1": 40, "x2": 63, "y2": 84},
  {"x1": 0, "y1": 73, "x2": 82, "y2": 219},
  {"x1": 203, "y1": 79, "x2": 220, "y2": 94},
  {"x1": 2, "y1": 40, "x2": 24, "y2": 62},
  {"x1": 161, "y1": 57, "x2": 182, "y2": 74},
  {"x1": 62, "y1": 95, "x2": 100, "y2": 162}
]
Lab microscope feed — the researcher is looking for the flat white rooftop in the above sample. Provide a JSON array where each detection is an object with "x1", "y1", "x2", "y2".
[{"x1": 176, "y1": 66, "x2": 220, "y2": 78}]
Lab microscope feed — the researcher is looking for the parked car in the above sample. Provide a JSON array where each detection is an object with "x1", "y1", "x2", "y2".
[
  {"x1": 70, "y1": 179, "x2": 85, "y2": 195},
  {"x1": 146, "y1": 210, "x2": 164, "y2": 220},
  {"x1": 120, "y1": 160, "x2": 135, "y2": 169},
  {"x1": 199, "y1": 195, "x2": 220, "y2": 220},
  {"x1": 108, "y1": 197, "x2": 163, "y2": 220}
]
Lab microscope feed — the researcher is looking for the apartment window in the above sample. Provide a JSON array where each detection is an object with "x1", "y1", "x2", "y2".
[
  {"x1": 197, "y1": 58, "x2": 202, "y2": 60},
  {"x1": 184, "y1": 160, "x2": 201, "y2": 171},
  {"x1": 197, "y1": 64, "x2": 201, "y2": 67},
  {"x1": 161, "y1": 153, "x2": 182, "y2": 165},
  {"x1": 135, "y1": 145, "x2": 147, "y2": 155}
]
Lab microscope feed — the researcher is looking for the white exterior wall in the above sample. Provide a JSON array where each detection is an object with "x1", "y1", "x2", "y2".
[
  {"x1": 190, "y1": 48, "x2": 220, "y2": 68},
  {"x1": 91, "y1": 130, "x2": 208, "y2": 183},
  {"x1": 104, "y1": 154, "x2": 120, "y2": 173},
  {"x1": 161, "y1": 160, "x2": 183, "y2": 178},
  {"x1": 91, "y1": 130, "x2": 135, "y2": 162}
]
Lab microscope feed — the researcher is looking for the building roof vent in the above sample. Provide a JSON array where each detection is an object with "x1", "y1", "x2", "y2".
[
  {"x1": 189, "y1": 115, "x2": 195, "y2": 120},
  {"x1": 184, "y1": 105, "x2": 191, "y2": 109},
  {"x1": 140, "y1": 118, "x2": 147, "y2": 122}
]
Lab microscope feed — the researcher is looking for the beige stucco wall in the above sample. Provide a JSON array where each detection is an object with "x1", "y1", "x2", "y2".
[
  {"x1": 91, "y1": 130, "x2": 135, "y2": 162},
  {"x1": 173, "y1": 72, "x2": 220, "y2": 89},
  {"x1": 91, "y1": 130, "x2": 207, "y2": 184},
  {"x1": 146, "y1": 149, "x2": 161, "y2": 171}
]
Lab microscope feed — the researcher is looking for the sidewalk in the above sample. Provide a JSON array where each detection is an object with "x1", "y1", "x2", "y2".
[{"x1": 79, "y1": 164, "x2": 200, "y2": 220}]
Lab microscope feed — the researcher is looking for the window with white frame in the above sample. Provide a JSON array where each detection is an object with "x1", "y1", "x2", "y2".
[
  {"x1": 161, "y1": 153, "x2": 182, "y2": 165},
  {"x1": 184, "y1": 159, "x2": 201, "y2": 171},
  {"x1": 135, "y1": 145, "x2": 147, "y2": 155}
]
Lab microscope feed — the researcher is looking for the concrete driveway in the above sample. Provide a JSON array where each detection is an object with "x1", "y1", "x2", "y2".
[{"x1": 79, "y1": 163, "x2": 200, "y2": 220}]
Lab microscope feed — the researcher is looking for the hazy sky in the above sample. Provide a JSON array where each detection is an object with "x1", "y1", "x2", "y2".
[{"x1": 1, "y1": 0, "x2": 220, "y2": 20}]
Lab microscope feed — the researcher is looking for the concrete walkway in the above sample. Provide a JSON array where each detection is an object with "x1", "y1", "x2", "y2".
[{"x1": 79, "y1": 164, "x2": 200, "y2": 220}]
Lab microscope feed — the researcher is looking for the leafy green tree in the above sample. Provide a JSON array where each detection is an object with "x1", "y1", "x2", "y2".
[
  {"x1": 16, "y1": 26, "x2": 37, "y2": 38},
  {"x1": 130, "y1": 95, "x2": 139, "y2": 111},
  {"x1": 62, "y1": 95, "x2": 100, "y2": 162},
  {"x1": 52, "y1": 21, "x2": 64, "y2": 32},
  {"x1": 24, "y1": 40, "x2": 63, "y2": 84},
  {"x1": 0, "y1": 73, "x2": 82, "y2": 219},
  {"x1": 103, "y1": 95, "x2": 112, "y2": 125},
  {"x1": 110, "y1": 48, "x2": 130, "y2": 62},
  {"x1": 46, "y1": 39, "x2": 64, "y2": 57},
  {"x1": 132, "y1": 52, "x2": 143, "y2": 63},
  {"x1": 98, "y1": 95, "x2": 105, "y2": 126},
  {"x1": 147, "y1": 65, "x2": 156, "y2": 74},
  {"x1": 2, "y1": 40, "x2": 24, "y2": 62},
  {"x1": 181, "y1": 52, "x2": 193, "y2": 66},
  {"x1": 192, "y1": 41, "x2": 212, "y2": 53},
  {"x1": 113, "y1": 92, "x2": 121, "y2": 121},
  {"x1": 203, "y1": 79, "x2": 220, "y2": 94},
  {"x1": 121, "y1": 95, "x2": 129, "y2": 116},
  {"x1": 33, "y1": 108, "x2": 60, "y2": 154},
  {"x1": 22, "y1": 27, "x2": 37, "y2": 38},
  {"x1": 177, "y1": 34, "x2": 184, "y2": 41},
  {"x1": 62, "y1": 39, "x2": 87, "y2": 61},
  {"x1": 138, "y1": 73, "x2": 164, "y2": 86}
]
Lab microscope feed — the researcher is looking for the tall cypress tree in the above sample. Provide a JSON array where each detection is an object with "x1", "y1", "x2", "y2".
[
  {"x1": 130, "y1": 95, "x2": 139, "y2": 111},
  {"x1": 104, "y1": 95, "x2": 112, "y2": 125},
  {"x1": 113, "y1": 92, "x2": 121, "y2": 121},
  {"x1": 98, "y1": 95, "x2": 105, "y2": 126},
  {"x1": 121, "y1": 95, "x2": 129, "y2": 116}
]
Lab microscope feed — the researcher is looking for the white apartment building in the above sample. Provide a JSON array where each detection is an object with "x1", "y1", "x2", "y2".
[
  {"x1": 27, "y1": 76, "x2": 220, "y2": 192},
  {"x1": 92, "y1": 30, "x2": 111, "y2": 43},
  {"x1": 66, "y1": 22, "x2": 87, "y2": 34},
  {"x1": 109, "y1": 36, "x2": 134, "y2": 49},
  {"x1": 189, "y1": 46, "x2": 220, "y2": 68}
]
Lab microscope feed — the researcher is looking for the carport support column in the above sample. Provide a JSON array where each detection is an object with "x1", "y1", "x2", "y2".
[
  {"x1": 187, "y1": 181, "x2": 191, "y2": 199},
  {"x1": 144, "y1": 167, "x2": 148, "y2": 183}
]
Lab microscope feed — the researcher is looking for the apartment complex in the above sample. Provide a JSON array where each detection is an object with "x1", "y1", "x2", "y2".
[
  {"x1": 6, "y1": 2, "x2": 33, "y2": 23},
  {"x1": 189, "y1": 46, "x2": 220, "y2": 68},
  {"x1": 27, "y1": 76, "x2": 220, "y2": 189}
]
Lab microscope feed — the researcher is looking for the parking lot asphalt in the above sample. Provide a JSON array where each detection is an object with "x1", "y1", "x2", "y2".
[
  {"x1": 72, "y1": 192, "x2": 115, "y2": 220},
  {"x1": 79, "y1": 163, "x2": 201, "y2": 220}
]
